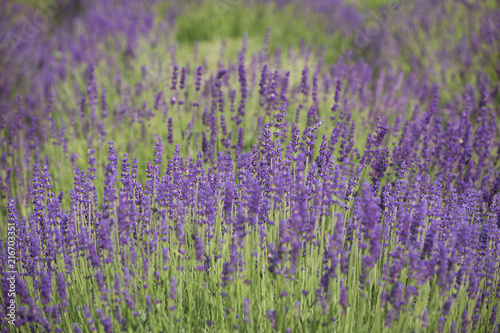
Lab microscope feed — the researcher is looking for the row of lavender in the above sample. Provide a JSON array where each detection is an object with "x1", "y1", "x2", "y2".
[
  {"x1": 1, "y1": 0, "x2": 498, "y2": 109},
  {"x1": 1, "y1": 52, "x2": 498, "y2": 215},
  {"x1": 0, "y1": 0, "x2": 499, "y2": 331},
  {"x1": 1, "y1": 85, "x2": 499, "y2": 331}
]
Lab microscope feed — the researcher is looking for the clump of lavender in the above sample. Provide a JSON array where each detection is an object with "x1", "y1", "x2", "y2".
[{"x1": 0, "y1": 1, "x2": 499, "y2": 332}]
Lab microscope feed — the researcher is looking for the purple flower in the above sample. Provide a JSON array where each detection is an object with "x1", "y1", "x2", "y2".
[
  {"x1": 438, "y1": 316, "x2": 446, "y2": 333},
  {"x1": 490, "y1": 305, "x2": 498, "y2": 326},
  {"x1": 168, "y1": 118, "x2": 174, "y2": 144},
  {"x1": 170, "y1": 65, "x2": 178, "y2": 90},
  {"x1": 331, "y1": 79, "x2": 342, "y2": 113},
  {"x1": 169, "y1": 276, "x2": 177, "y2": 300},
  {"x1": 216, "y1": 69, "x2": 227, "y2": 80},
  {"x1": 41, "y1": 271, "x2": 52, "y2": 305},
  {"x1": 267, "y1": 309, "x2": 277, "y2": 329},
  {"x1": 259, "y1": 65, "x2": 268, "y2": 106},
  {"x1": 443, "y1": 297, "x2": 452, "y2": 317},
  {"x1": 123, "y1": 289, "x2": 135, "y2": 310},
  {"x1": 72, "y1": 323, "x2": 82, "y2": 333},
  {"x1": 223, "y1": 182, "x2": 234, "y2": 218},
  {"x1": 195, "y1": 233, "x2": 205, "y2": 263},
  {"x1": 461, "y1": 308, "x2": 469, "y2": 333},
  {"x1": 154, "y1": 91, "x2": 163, "y2": 110},
  {"x1": 83, "y1": 305, "x2": 95, "y2": 327},
  {"x1": 180, "y1": 66, "x2": 187, "y2": 89},
  {"x1": 243, "y1": 298, "x2": 250, "y2": 322},
  {"x1": 339, "y1": 285, "x2": 348, "y2": 307},
  {"x1": 56, "y1": 273, "x2": 67, "y2": 300},
  {"x1": 300, "y1": 66, "x2": 309, "y2": 100},
  {"x1": 195, "y1": 66, "x2": 203, "y2": 92},
  {"x1": 96, "y1": 308, "x2": 113, "y2": 333},
  {"x1": 385, "y1": 309, "x2": 394, "y2": 327}
]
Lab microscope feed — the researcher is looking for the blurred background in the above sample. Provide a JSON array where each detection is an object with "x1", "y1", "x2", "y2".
[{"x1": 2, "y1": 0, "x2": 498, "y2": 103}]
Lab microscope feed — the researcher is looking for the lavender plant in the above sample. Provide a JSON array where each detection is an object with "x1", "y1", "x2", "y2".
[{"x1": 0, "y1": 0, "x2": 499, "y2": 332}]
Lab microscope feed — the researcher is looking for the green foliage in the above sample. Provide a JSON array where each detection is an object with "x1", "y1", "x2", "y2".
[{"x1": 175, "y1": 1, "x2": 341, "y2": 61}]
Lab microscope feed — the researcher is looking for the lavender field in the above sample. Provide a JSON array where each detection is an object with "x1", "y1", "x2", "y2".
[{"x1": 0, "y1": 0, "x2": 499, "y2": 331}]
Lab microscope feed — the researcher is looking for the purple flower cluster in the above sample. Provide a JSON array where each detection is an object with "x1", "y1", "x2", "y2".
[{"x1": 0, "y1": 0, "x2": 499, "y2": 331}]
